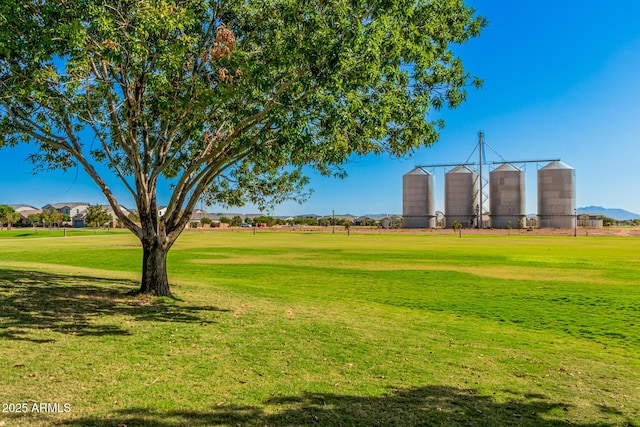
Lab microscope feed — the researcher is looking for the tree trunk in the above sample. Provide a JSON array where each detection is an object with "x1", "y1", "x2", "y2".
[{"x1": 139, "y1": 240, "x2": 172, "y2": 296}]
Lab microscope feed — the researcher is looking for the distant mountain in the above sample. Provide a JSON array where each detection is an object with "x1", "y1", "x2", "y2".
[{"x1": 578, "y1": 206, "x2": 640, "y2": 220}]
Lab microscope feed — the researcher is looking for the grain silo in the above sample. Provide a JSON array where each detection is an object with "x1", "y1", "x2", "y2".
[
  {"x1": 445, "y1": 165, "x2": 477, "y2": 228},
  {"x1": 537, "y1": 161, "x2": 575, "y2": 228},
  {"x1": 402, "y1": 168, "x2": 435, "y2": 228},
  {"x1": 490, "y1": 163, "x2": 525, "y2": 228}
]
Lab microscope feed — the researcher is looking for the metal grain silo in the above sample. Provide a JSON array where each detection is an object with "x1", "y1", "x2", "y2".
[
  {"x1": 445, "y1": 165, "x2": 477, "y2": 228},
  {"x1": 490, "y1": 163, "x2": 525, "y2": 228},
  {"x1": 537, "y1": 161, "x2": 575, "y2": 228},
  {"x1": 402, "y1": 168, "x2": 435, "y2": 228}
]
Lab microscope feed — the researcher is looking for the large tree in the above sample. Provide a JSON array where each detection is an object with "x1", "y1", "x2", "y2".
[
  {"x1": 0, "y1": 204, "x2": 19, "y2": 230},
  {"x1": 0, "y1": 0, "x2": 485, "y2": 296},
  {"x1": 84, "y1": 204, "x2": 112, "y2": 227}
]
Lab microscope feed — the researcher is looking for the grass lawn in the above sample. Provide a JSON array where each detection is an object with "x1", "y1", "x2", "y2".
[
  {"x1": 1, "y1": 230, "x2": 639, "y2": 426},
  {"x1": 0, "y1": 228, "x2": 128, "y2": 239}
]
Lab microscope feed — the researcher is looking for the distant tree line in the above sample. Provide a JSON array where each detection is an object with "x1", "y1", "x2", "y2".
[
  {"x1": 600, "y1": 216, "x2": 640, "y2": 226},
  {"x1": 194, "y1": 215, "x2": 385, "y2": 228}
]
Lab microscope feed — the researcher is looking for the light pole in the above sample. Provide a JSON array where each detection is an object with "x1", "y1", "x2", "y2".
[{"x1": 332, "y1": 210, "x2": 335, "y2": 234}]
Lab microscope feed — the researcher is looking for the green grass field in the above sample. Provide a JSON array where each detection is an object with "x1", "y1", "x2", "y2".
[{"x1": 1, "y1": 230, "x2": 639, "y2": 426}]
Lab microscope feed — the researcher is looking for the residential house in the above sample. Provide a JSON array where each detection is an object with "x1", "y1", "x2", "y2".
[
  {"x1": 72, "y1": 210, "x2": 87, "y2": 227},
  {"x1": 17, "y1": 209, "x2": 43, "y2": 226},
  {"x1": 353, "y1": 215, "x2": 402, "y2": 228},
  {"x1": 103, "y1": 205, "x2": 131, "y2": 227},
  {"x1": 353, "y1": 216, "x2": 374, "y2": 226},
  {"x1": 295, "y1": 214, "x2": 320, "y2": 220},
  {"x1": 39, "y1": 202, "x2": 88, "y2": 227},
  {"x1": 333, "y1": 215, "x2": 355, "y2": 225},
  {"x1": 72, "y1": 204, "x2": 131, "y2": 228},
  {"x1": 9, "y1": 204, "x2": 42, "y2": 226},
  {"x1": 9, "y1": 204, "x2": 38, "y2": 213},
  {"x1": 188, "y1": 209, "x2": 219, "y2": 228},
  {"x1": 42, "y1": 202, "x2": 90, "y2": 218},
  {"x1": 315, "y1": 214, "x2": 354, "y2": 227},
  {"x1": 243, "y1": 213, "x2": 266, "y2": 222}
]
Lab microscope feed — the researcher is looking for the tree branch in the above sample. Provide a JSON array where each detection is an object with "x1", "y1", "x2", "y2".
[
  {"x1": 161, "y1": 72, "x2": 302, "y2": 222},
  {"x1": 3, "y1": 103, "x2": 71, "y2": 150}
]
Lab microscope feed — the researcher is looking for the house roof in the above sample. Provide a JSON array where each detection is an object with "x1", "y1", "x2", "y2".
[
  {"x1": 333, "y1": 215, "x2": 355, "y2": 221},
  {"x1": 243, "y1": 213, "x2": 267, "y2": 219},
  {"x1": 43, "y1": 202, "x2": 89, "y2": 209},
  {"x1": 190, "y1": 211, "x2": 219, "y2": 221},
  {"x1": 101, "y1": 205, "x2": 130, "y2": 215},
  {"x1": 9, "y1": 204, "x2": 38, "y2": 212},
  {"x1": 18, "y1": 209, "x2": 42, "y2": 218},
  {"x1": 213, "y1": 212, "x2": 244, "y2": 218},
  {"x1": 355, "y1": 214, "x2": 401, "y2": 222}
]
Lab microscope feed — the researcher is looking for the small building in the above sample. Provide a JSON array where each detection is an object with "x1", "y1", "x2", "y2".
[
  {"x1": 378, "y1": 215, "x2": 402, "y2": 229},
  {"x1": 354, "y1": 216, "x2": 374, "y2": 226},
  {"x1": 577, "y1": 214, "x2": 604, "y2": 229}
]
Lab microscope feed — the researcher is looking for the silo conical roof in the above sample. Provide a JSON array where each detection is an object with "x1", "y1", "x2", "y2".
[
  {"x1": 493, "y1": 163, "x2": 521, "y2": 172},
  {"x1": 541, "y1": 160, "x2": 574, "y2": 170},
  {"x1": 404, "y1": 167, "x2": 431, "y2": 176},
  {"x1": 447, "y1": 165, "x2": 474, "y2": 174}
]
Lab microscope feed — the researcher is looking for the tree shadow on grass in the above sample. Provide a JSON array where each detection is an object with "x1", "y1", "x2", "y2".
[
  {"x1": 54, "y1": 385, "x2": 632, "y2": 427},
  {"x1": 0, "y1": 268, "x2": 228, "y2": 342}
]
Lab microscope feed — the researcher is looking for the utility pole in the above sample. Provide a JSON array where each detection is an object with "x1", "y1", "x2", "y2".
[{"x1": 478, "y1": 131, "x2": 484, "y2": 228}]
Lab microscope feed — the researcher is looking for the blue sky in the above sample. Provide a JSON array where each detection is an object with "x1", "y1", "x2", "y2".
[{"x1": 2, "y1": 1, "x2": 640, "y2": 216}]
